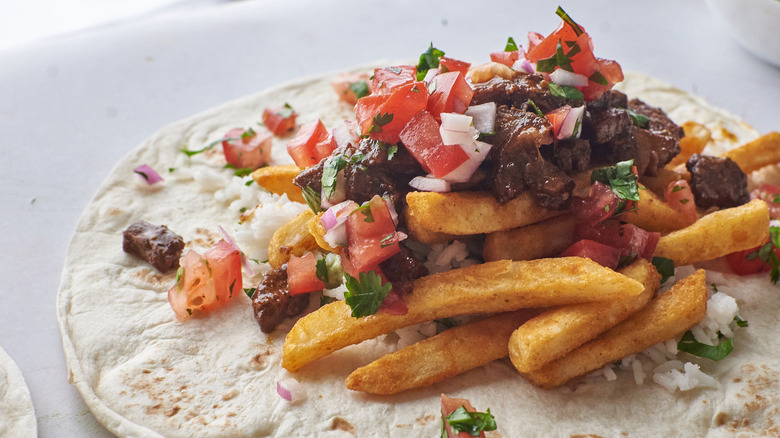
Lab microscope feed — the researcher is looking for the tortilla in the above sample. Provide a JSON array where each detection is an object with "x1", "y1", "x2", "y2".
[
  {"x1": 0, "y1": 346, "x2": 37, "y2": 438},
  {"x1": 57, "y1": 67, "x2": 780, "y2": 437}
]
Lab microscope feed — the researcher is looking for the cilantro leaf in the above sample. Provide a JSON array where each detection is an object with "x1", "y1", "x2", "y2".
[
  {"x1": 591, "y1": 159, "x2": 640, "y2": 202},
  {"x1": 504, "y1": 36, "x2": 519, "y2": 52},
  {"x1": 547, "y1": 82, "x2": 584, "y2": 100},
  {"x1": 349, "y1": 80, "x2": 370, "y2": 100},
  {"x1": 181, "y1": 136, "x2": 240, "y2": 157},
  {"x1": 527, "y1": 100, "x2": 545, "y2": 118},
  {"x1": 652, "y1": 256, "x2": 675, "y2": 284},
  {"x1": 445, "y1": 406, "x2": 498, "y2": 436},
  {"x1": 369, "y1": 112, "x2": 394, "y2": 134},
  {"x1": 626, "y1": 109, "x2": 650, "y2": 128},
  {"x1": 343, "y1": 271, "x2": 392, "y2": 317},
  {"x1": 734, "y1": 315, "x2": 748, "y2": 328},
  {"x1": 244, "y1": 287, "x2": 256, "y2": 299},
  {"x1": 321, "y1": 155, "x2": 349, "y2": 200},
  {"x1": 301, "y1": 185, "x2": 324, "y2": 213},
  {"x1": 677, "y1": 331, "x2": 734, "y2": 361},
  {"x1": 319, "y1": 293, "x2": 336, "y2": 307},
  {"x1": 276, "y1": 103, "x2": 295, "y2": 118},
  {"x1": 223, "y1": 163, "x2": 254, "y2": 177},
  {"x1": 350, "y1": 202, "x2": 375, "y2": 223},
  {"x1": 386, "y1": 144, "x2": 398, "y2": 160},
  {"x1": 417, "y1": 44, "x2": 445, "y2": 81},
  {"x1": 589, "y1": 70, "x2": 609, "y2": 86},
  {"x1": 316, "y1": 253, "x2": 343, "y2": 289},
  {"x1": 556, "y1": 6, "x2": 584, "y2": 36}
]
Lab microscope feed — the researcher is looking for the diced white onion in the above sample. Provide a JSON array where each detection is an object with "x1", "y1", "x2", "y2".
[
  {"x1": 557, "y1": 105, "x2": 585, "y2": 140},
  {"x1": 465, "y1": 102, "x2": 497, "y2": 135},
  {"x1": 440, "y1": 140, "x2": 492, "y2": 184},
  {"x1": 513, "y1": 58, "x2": 536, "y2": 74},
  {"x1": 550, "y1": 69, "x2": 589, "y2": 87},
  {"x1": 276, "y1": 377, "x2": 307, "y2": 403},
  {"x1": 423, "y1": 68, "x2": 438, "y2": 85},
  {"x1": 440, "y1": 113, "x2": 478, "y2": 146},
  {"x1": 409, "y1": 176, "x2": 451, "y2": 192}
]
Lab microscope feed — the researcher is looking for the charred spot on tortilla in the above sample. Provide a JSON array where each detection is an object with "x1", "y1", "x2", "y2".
[
  {"x1": 122, "y1": 221, "x2": 184, "y2": 272},
  {"x1": 330, "y1": 417, "x2": 355, "y2": 434}
]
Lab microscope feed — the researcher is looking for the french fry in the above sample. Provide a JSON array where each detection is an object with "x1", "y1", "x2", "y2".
[
  {"x1": 508, "y1": 259, "x2": 659, "y2": 374},
  {"x1": 522, "y1": 269, "x2": 708, "y2": 389},
  {"x1": 639, "y1": 167, "x2": 689, "y2": 196},
  {"x1": 282, "y1": 257, "x2": 645, "y2": 371},
  {"x1": 483, "y1": 215, "x2": 577, "y2": 262},
  {"x1": 622, "y1": 184, "x2": 697, "y2": 233},
  {"x1": 666, "y1": 121, "x2": 711, "y2": 168},
  {"x1": 267, "y1": 210, "x2": 319, "y2": 269},
  {"x1": 307, "y1": 212, "x2": 341, "y2": 254},
  {"x1": 251, "y1": 164, "x2": 304, "y2": 203},
  {"x1": 655, "y1": 199, "x2": 769, "y2": 266},
  {"x1": 721, "y1": 131, "x2": 780, "y2": 174},
  {"x1": 346, "y1": 310, "x2": 539, "y2": 394}
]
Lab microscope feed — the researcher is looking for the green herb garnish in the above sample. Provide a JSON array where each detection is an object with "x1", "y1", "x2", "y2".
[
  {"x1": 347, "y1": 80, "x2": 369, "y2": 100},
  {"x1": 547, "y1": 82, "x2": 584, "y2": 100},
  {"x1": 589, "y1": 70, "x2": 608, "y2": 86},
  {"x1": 322, "y1": 155, "x2": 349, "y2": 200},
  {"x1": 301, "y1": 185, "x2": 324, "y2": 213},
  {"x1": 504, "y1": 36, "x2": 519, "y2": 52},
  {"x1": 626, "y1": 109, "x2": 650, "y2": 128},
  {"x1": 224, "y1": 163, "x2": 254, "y2": 177},
  {"x1": 746, "y1": 225, "x2": 780, "y2": 284},
  {"x1": 343, "y1": 271, "x2": 392, "y2": 317},
  {"x1": 651, "y1": 256, "x2": 675, "y2": 284},
  {"x1": 416, "y1": 44, "x2": 445, "y2": 81},
  {"x1": 316, "y1": 253, "x2": 344, "y2": 289},
  {"x1": 244, "y1": 288, "x2": 256, "y2": 299},
  {"x1": 444, "y1": 406, "x2": 498, "y2": 437},
  {"x1": 556, "y1": 6, "x2": 584, "y2": 36},
  {"x1": 527, "y1": 99, "x2": 545, "y2": 118},
  {"x1": 276, "y1": 103, "x2": 295, "y2": 118},
  {"x1": 677, "y1": 331, "x2": 734, "y2": 361},
  {"x1": 369, "y1": 112, "x2": 394, "y2": 134},
  {"x1": 591, "y1": 159, "x2": 640, "y2": 202}
]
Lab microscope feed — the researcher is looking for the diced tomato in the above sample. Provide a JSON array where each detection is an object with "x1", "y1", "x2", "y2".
[
  {"x1": 370, "y1": 65, "x2": 417, "y2": 95},
  {"x1": 438, "y1": 56, "x2": 471, "y2": 76},
  {"x1": 751, "y1": 184, "x2": 780, "y2": 219},
  {"x1": 286, "y1": 120, "x2": 337, "y2": 168},
  {"x1": 262, "y1": 105, "x2": 297, "y2": 136},
  {"x1": 725, "y1": 242, "x2": 779, "y2": 276},
  {"x1": 527, "y1": 31, "x2": 544, "y2": 53},
  {"x1": 331, "y1": 72, "x2": 371, "y2": 104},
  {"x1": 167, "y1": 240, "x2": 242, "y2": 320},
  {"x1": 582, "y1": 58, "x2": 624, "y2": 101},
  {"x1": 378, "y1": 289, "x2": 408, "y2": 315},
  {"x1": 574, "y1": 221, "x2": 659, "y2": 261},
  {"x1": 346, "y1": 196, "x2": 401, "y2": 272},
  {"x1": 560, "y1": 239, "x2": 621, "y2": 269},
  {"x1": 664, "y1": 180, "x2": 697, "y2": 225},
  {"x1": 287, "y1": 252, "x2": 325, "y2": 295},
  {"x1": 545, "y1": 105, "x2": 571, "y2": 139},
  {"x1": 440, "y1": 394, "x2": 488, "y2": 438},
  {"x1": 355, "y1": 81, "x2": 428, "y2": 144},
  {"x1": 427, "y1": 71, "x2": 474, "y2": 119},
  {"x1": 399, "y1": 110, "x2": 469, "y2": 178},
  {"x1": 572, "y1": 181, "x2": 620, "y2": 226},
  {"x1": 490, "y1": 50, "x2": 520, "y2": 67},
  {"x1": 221, "y1": 128, "x2": 272, "y2": 170}
]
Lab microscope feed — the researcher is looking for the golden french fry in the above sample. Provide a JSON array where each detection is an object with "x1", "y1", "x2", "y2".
[
  {"x1": 522, "y1": 269, "x2": 708, "y2": 389},
  {"x1": 622, "y1": 184, "x2": 697, "y2": 233},
  {"x1": 722, "y1": 131, "x2": 780, "y2": 174},
  {"x1": 483, "y1": 215, "x2": 577, "y2": 262},
  {"x1": 251, "y1": 164, "x2": 304, "y2": 203},
  {"x1": 346, "y1": 310, "x2": 539, "y2": 394},
  {"x1": 655, "y1": 199, "x2": 769, "y2": 266},
  {"x1": 282, "y1": 257, "x2": 645, "y2": 372},
  {"x1": 639, "y1": 167, "x2": 689, "y2": 196},
  {"x1": 666, "y1": 121, "x2": 711, "y2": 168},
  {"x1": 267, "y1": 210, "x2": 319, "y2": 269},
  {"x1": 509, "y1": 259, "x2": 659, "y2": 374},
  {"x1": 307, "y1": 212, "x2": 341, "y2": 254}
]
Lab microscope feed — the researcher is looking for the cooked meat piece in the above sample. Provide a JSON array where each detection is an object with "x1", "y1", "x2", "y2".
[
  {"x1": 586, "y1": 90, "x2": 628, "y2": 112},
  {"x1": 471, "y1": 74, "x2": 578, "y2": 113},
  {"x1": 628, "y1": 98, "x2": 683, "y2": 169},
  {"x1": 122, "y1": 221, "x2": 184, "y2": 272},
  {"x1": 686, "y1": 154, "x2": 750, "y2": 210},
  {"x1": 252, "y1": 267, "x2": 309, "y2": 333},
  {"x1": 379, "y1": 245, "x2": 429, "y2": 296},
  {"x1": 541, "y1": 137, "x2": 591, "y2": 173},
  {"x1": 471, "y1": 75, "x2": 520, "y2": 106},
  {"x1": 292, "y1": 160, "x2": 324, "y2": 193}
]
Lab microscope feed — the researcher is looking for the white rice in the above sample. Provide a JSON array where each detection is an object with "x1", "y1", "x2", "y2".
[
  {"x1": 424, "y1": 240, "x2": 480, "y2": 274},
  {"x1": 231, "y1": 192, "x2": 308, "y2": 262}
]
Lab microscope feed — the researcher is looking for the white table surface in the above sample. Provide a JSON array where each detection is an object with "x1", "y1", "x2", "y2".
[{"x1": 1, "y1": 0, "x2": 779, "y2": 436}]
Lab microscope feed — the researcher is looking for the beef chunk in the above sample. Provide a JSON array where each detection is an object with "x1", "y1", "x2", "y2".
[
  {"x1": 586, "y1": 90, "x2": 628, "y2": 112},
  {"x1": 686, "y1": 154, "x2": 750, "y2": 210},
  {"x1": 293, "y1": 162, "x2": 324, "y2": 193},
  {"x1": 471, "y1": 75, "x2": 520, "y2": 107},
  {"x1": 122, "y1": 221, "x2": 184, "y2": 272},
  {"x1": 628, "y1": 98, "x2": 683, "y2": 169},
  {"x1": 541, "y1": 138, "x2": 591, "y2": 173},
  {"x1": 252, "y1": 267, "x2": 310, "y2": 333},
  {"x1": 490, "y1": 105, "x2": 573, "y2": 208},
  {"x1": 471, "y1": 74, "x2": 579, "y2": 113},
  {"x1": 379, "y1": 245, "x2": 429, "y2": 296}
]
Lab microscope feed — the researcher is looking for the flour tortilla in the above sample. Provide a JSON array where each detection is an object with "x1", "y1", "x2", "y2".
[
  {"x1": 57, "y1": 67, "x2": 780, "y2": 437},
  {"x1": 0, "y1": 346, "x2": 37, "y2": 438}
]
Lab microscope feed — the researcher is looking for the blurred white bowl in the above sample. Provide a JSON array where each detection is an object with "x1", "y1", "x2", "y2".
[{"x1": 707, "y1": 0, "x2": 780, "y2": 67}]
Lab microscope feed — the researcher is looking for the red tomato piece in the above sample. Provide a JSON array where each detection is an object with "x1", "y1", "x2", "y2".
[
  {"x1": 370, "y1": 65, "x2": 417, "y2": 95},
  {"x1": 572, "y1": 181, "x2": 620, "y2": 226},
  {"x1": 398, "y1": 110, "x2": 469, "y2": 178},
  {"x1": 490, "y1": 50, "x2": 520, "y2": 67},
  {"x1": 262, "y1": 106, "x2": 297, "y2": 136},
  {"x1": 560, "y1": 239, "x2": 621, "y2": 269},
  {"x1": 545, "y1": 105, "x2": 572, "y2": 139},
  {"x1": 287, "y1": 252, "x2": 325, "y2": 295},
  {"x1": 346, "y1": 196, "x2": 401, "y2": 272},
  {"x1": 331, "y1": 72, "x2": 371, "y2": 105},
  {"x1": 440, "y1": 394, "x2": 488, "y2": 438},
  {"x1": 427, "y1": 71, "x2": 474, "y2": 119},
  {"x1": 664, "y1": 180, "x2": 697, "y2": 225},
  {"x1": 438, "y1": 56, "x2": 471, "y2": 76},
  {"x1": 751, "y1": 184, "x2": 780, "y2": 219},
  {"x1": 582, "y1": 58, "x2": 624, "y2": 101},
  {"x1": 355, "y1": 81, "x2": 428, "y2": 144},
  {"x1": 725, "y1": 244, "x2": 774, "y2": 276},
  {"x1": 286, "y1": 120, "x2": 337, "y2": 168},
  {"x1": 377, "y1": 289, "x2": 408, "y2": 315},
  {"x1": 575, "y1": 221, "x2": 659, "y2": 261},
  {"x1": 527, "y1": 31, "x2": 544, "y2": 53},
  {"x1": 222, "y1": 128, "x2": 273, "y2": 170},
  {"x1": 167, "y1": 240, "x2": 242, "y2": 320}
]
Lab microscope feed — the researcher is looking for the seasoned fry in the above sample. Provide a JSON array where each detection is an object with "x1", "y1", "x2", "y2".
[
  {"x1": 639, "y1": 167, "x2": 689, "y2": 196},
  {"x1": 251, "y1": 164, "x2": 304, "y2": 203},
  {"x1": 282, "y1": 257, "x2": 645, "y2": 371},
  {"x1": 622, "y1": 184, "x2": 697, "y2": 233},
  {"x1": 655, "y1": 199, "x2": 769, "y2": 266},
  {"x1": 346, "y1": 310, "x2": 539, "y2": 394},
  {"x1": 267, "y1": 210, "x2": 319, "y2": 269},
  {"x1": 509, "y1": 259, "x2": 659, "y2": 374},
  {"x1": 522, "y1": 269, "x2": 708, "y2": 389},
  {"x1": 307, "y1": 212, "x2": 341, "y2": 254},
  {"x1": 483, "y1": 215, "x2": 577, "y2": 262},
  {"x1": 666, "y1": 121, "x2": 711, "y2": 168},
  {"x1": 721, "y1": 131, "x2": 780, "y2": 174}
]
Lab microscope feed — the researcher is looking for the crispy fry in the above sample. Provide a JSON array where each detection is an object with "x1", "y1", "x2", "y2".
[
  {"x1": 346, "y1": 310, "x2": 539, "y2": 394},
  {"x1": 282, "y1": 257, "x2": 645, "y2": 371},
  {"x1": 509, "y1": 259, "x2": 659, "y2": 374},
  {"x1": 655, "y1": 199, "x2": 769, "y2": 266},
  {"x1": 307, "y1": 212, "x2": 341, "y2": 254},
  {"x1": 251, "y1": 164, "x2": 304, "y2": 203},
  {"x1": 483, "y1": 215, "x2": 577, "y2": 262},
  {"x1": 666, "y1": 121, "x2": 711, "y2": 168},
  {"x1": 639, "y1": 167, "x2": 689, "y2": 196},
  {"x1": 722, "y1": 131, "x2": 780, "y2": 174},
  {"x1": 522, "y1": 269, "x2": 708, "y2": 389},
  {"x1": 622, "y1": 184, "x2": 697, "y2": 233},
  {"x1": 267, "y1": 210, "x2": 319, "y2": 269}
]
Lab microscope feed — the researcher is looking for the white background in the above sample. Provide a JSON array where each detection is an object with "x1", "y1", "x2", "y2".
[{"x1": 1, "y1": 0, "x2": 779, "y2": 436}]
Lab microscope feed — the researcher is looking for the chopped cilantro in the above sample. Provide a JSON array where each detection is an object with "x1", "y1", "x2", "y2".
[
  {"x1": 240, "y1": 127, "x2": 256, "y2": 139},
  {"x1": 416, "y1": 44, "x2": 445, "y2": 81},
  {"x1": 244, "y1": 288, "x2": 256, "y2": 299},
  {"x1": 527, "y1": 100, "x2": 545, "y2": 118},
  {"x1": 734, "y1": 315, "x2": 748, "y2": 327},
  {"x1": 651, "y1": 256, "x2": 675, "y2": 284},
  {"x1": 369, "y1": 112, "x2": 394, "y2": 134},
  {"x1": 244, "y1": 179, "x2": 254, "y2": 186},
  {"x1": 181, "y1": 135, "x2": 240, "y2": 157},
  {"x1": 275, "y1": 103, "x2": 295, "y2": 118},
  {"x1": 343, "y1": 271, "x2": 392, "y2": 318},
  {"x1": 322, "y1": 155, "x2": 349, "y2": 200},
  {"x1": 677, "y1": 331, "x2": 734, "y2": 361},
  {"x1": 380, "y1": 233, "x2": 396, "y2": 248},
  {"x1": 301, "y1": 185, "x2": 324, "y2": 213},
  {"x1": 556, "y1": 6, "x2": 584, "y2": 36},
  {"x1": 548, "y1": 82, "x2": 584, "y2": 100},
  {"x1": 349, "y1": 80, "x2": 370, "y2": 100},
  {"x1": 589, "y1": 71, "x2": 609, "y2": 86},
  {"x1": 536, "y1": 39, "x2": 578, "y2": 73},
  {"x1": 386, "y1": 144, "x2": 398, "y2": 160},
  {"x1": 626, "y1": 109, "x2": 650, "y2": 128},
  {"x1": 591, "y1": 159, "x2": 640, "y2": 202},
  {"x1": 350, "y1": 202, "x2": 375, "y2": 223},
  {"x1": 168, "y1": 167, "x2": 176, "y2": 172},
  {"x1": 186, "y1": 308, "x2": 192, "y2": 315},
  {"x1": 319, "y1": 293, "x2": 336, "y2": 307},
  {"x1": 746, "y1": 225, "x2": 780, "y2": 283},
  {"x1": 504, "y1": 36, "x2": 519, "y2": 52},
  {"x1": 444, "y1": 406, "x2": 498, "y2": 436},
  {"x1": 773, "y1": 194, "x2": 780, "y2": 204},
  {"x1": 224, "y1": 163, "x2": 254, "y2": 177},
  {"x1": 316, "y1": 253, "x2": 343, "y2": 289}
]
